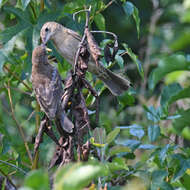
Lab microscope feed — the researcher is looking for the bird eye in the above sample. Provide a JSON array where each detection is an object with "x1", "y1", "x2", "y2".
[{"x1": 45, "y1": 27, "x2": 49, "y2": 32}]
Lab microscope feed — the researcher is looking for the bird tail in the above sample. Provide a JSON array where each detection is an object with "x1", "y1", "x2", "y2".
[
  {"x1": 56, "y1": 112, "x2": 74, "y2": 134},
  {"x1": 97, "y1": 65, "x2": 130, "y2": 96}
]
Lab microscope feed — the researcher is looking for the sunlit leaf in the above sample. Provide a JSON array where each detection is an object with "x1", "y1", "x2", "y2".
[
  {"x1": 106, "y1": 127, "x2": 120, "y2": 144},
  {"x1": 149, "y1": 54, "x2": 190, "y2": 90},
  {"x1": 23, "y1": 170, "x2": 50, "y2": 190},
  {"x1": 94, "y1": 13, "x2": 105, "y2": 31},
  {"x1": 148, "y1": 125, "x2": 160, "y2": 142},
  {"x1": 54, "y1": 163, "x2": 105, "y2": 190}
]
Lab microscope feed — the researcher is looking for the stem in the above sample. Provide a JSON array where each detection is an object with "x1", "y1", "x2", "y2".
[
  {"x1": 0, "y1": 160, "x2": 26, "y2": 175},
  {"x1": 6, "y1": 82, "x2": 33, "y2": 164},
  {"x1": 3, "y1": 65, "x2": 32, "y2": 92},
  {"x1": 90, "y1": 0, "x2": 115, "y2": 21},
  {"x1": 0, "y1": 168, "x2": 18, "y2": 189},
  {"x1": 40, "y1": 0, "x2": 44, "y2": 12}
]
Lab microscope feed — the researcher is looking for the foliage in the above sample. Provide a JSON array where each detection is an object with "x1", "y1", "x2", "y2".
[{"x1": 0, "y1": 0, "x2": 190, "y2": 190}]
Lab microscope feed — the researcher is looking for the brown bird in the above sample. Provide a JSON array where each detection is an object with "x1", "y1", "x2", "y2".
[
  {"x1": 40, "y1": 22, "x2": 130, "y2": 96},
  {"x1": 31, "y1": 45, "x2": 74, "y2": 133}
]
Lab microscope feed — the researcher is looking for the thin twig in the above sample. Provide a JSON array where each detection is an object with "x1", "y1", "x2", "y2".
[
  {"x1": 3, "y1": 65, "x2": 32, "y2": 92},
  {"x1": 91, "y1": 31, "x2": 118, "y2": 42},
  {"x1": 6, "y1": 82, "x2": 33, "y2": 164},
  {"x1": 40, "y1": 0, "x2": 44, "y2": 12},
  {"x1": 0, "y1": 160, "x2": 26, "y2": 175},
  {"x1": 0, "y1": 168, "x2": 18, "y2": 189},
  {"x1": 90, "y1": 0, "x2": 115, "y2": 21}
]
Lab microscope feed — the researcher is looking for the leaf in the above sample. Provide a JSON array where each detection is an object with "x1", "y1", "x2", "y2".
[
  {"x1": 149, "y1": 54, "x2": 190, "y2": 90},
  {"x1": 139, "y1": 144, "x2": 157, "y2": 150},
  {"x1": 94, "y1": 13, "x2": 105, "y2": 31},
  {"x1": 106, "y1": 128, "x2": 120, "y2": 144},
  {"x1": 116, "y1": 139, "x2": 141, "y2": 150},
  {"x1": 129, "y1": 124, "x2": 144, "y2": 139},
  {"x1": 144, "y1": 105, "x2": 160, "y2": 122},
  {"x1": 173, "y1": 108, "x2": 190, "y2": 132},
  {"x1": 54, "y1": 163, "x2": 105, "y2": 190},
  {"x1": 133, "y1": 6, "x2": 140, "y2": 38},
  {"x1": 92, "y1": 127, "x2": 106, "y2": 145},
  {"x1": 107, "y1": 157, "x2": 128, "y2": 172},
  {"x1": 159, "y1": 144, "x2": 171, "y2": 164},
  {"x1": 173, "y1": 159, "x2": 190, "y2": 182},
  {"x1": 151, "y1": 170, "x2": 172, "y2": 190},
  {"x1": 161, "y1": 83, "x2": 182, "y2": 109},
  {"x1": 123, "y1": 2, "x2": 140, "y2": 38},
  {"x1": 23, "y1": 169, "x2": 50, "y2": 190},
  {"x1": 115, "y1": 54, "x2": 124, "y2": 68},
  {"x1": 21, "y1": 0, "x2": 31, "y2": 10},
  {"x1": 123, "y1": 2, "x2": 134, "y2": 17},
  {"x1": 122, "y1": 43, "x2": 144, "y2": 79},
  {"x1": 109, "y1": 145, "x2": 130, "y2": 157},
  {"x1": 148, "y1": 125, "x2": 160, "y2": 142}
]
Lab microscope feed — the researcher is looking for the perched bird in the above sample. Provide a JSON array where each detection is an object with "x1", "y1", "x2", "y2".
[
  {"x1": 31, "y1": 45, "x2": 74, "y2": 133},
  {"x1": 40, "y1": 22, "x2": 130, "y2": 96}
]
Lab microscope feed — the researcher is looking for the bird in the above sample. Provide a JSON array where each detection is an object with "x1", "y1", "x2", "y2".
[
  {"x1": 31, "y1": 45, "x2": 74, "y2": 133},
  {"x1": 40, "y1": 21, "x2": 130, "y2": 96}
]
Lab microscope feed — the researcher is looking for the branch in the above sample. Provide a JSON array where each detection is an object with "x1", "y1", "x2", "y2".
[
  {"x1": 0, "y1": 168, "x2": 18, "y2": 190},
  {"x1": 6, "y1": 82, "x2": 33, "y2": 164},
  {"x1": 0, "y1": 160, "x2": 26, "y2": 175}
]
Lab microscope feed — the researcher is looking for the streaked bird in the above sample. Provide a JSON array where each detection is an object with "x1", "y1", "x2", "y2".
[
  {"x1": 40, "y1": 22, "x2": 130, "y2": 96},
  {"x1": 31, "y1": 45, "x2": 74, "y2": 133}
]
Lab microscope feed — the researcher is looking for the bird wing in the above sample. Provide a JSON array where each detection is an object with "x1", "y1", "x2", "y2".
[
  {"x1": 35, "y1": 67, "x2": 63, "y2": 120},
  {"x1": 65, "y1": 28, "x2": 81, "y2": 42}
]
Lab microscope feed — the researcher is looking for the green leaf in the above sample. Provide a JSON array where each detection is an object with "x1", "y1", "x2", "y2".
[
  {"x1": 173, "y1": 108, "x2": 190, "y2": 132},
  {"x1": 106, "y1": 128, "x2": 120, "y2": 144},
  {"x1": 129, "y1": 124, "x2": 144, "y2": 139},
  {"x1": 116, "y1": 139, "x2": 141, "y2": 150},
  {"x1": 94, "y1": 13, "x2": 105, "y2": 31},
  {"x1": 123, "y1": 2, "x2": 140, "y2": 38},
  {"x1": 133, "y1": 6, "x2": 140, "y2": 38},
  {"x1": 21, "y1": 0, "x2": 31, "y2": 10},
  {"x1": 123, "y1": 2, "x2": 134, "y2": 16},
  {"x1": 92, "y1": 127, "x2": 106, "y2": 145},
  {"x1": 139, "y1": 144, "x2": 157, "y2": 150},
  {"x1": 173, "y1": 159, "x2": 190, "y2": 182},
  {"x1": 107, "y1": 157, "x2": 128, "y2": 172},
  {"x1": 159, "y1": 144, "x2": 171, "y2": 164},
  {"x1": 151, "y1": 170, "x2": 171, "y2": 190},
  {"x1": 109, "y1": 145, "x2": 130, "y2": 157},
  {"x1": 149, "y1": 54, "x2": 190, "y2": 90},
  {"x1": 54, "y1": 163, "x2": 105, "y2": 190},
  {"x1": 23, "y1": 169, "x2": 50, "y2": 190},
  {"x1": 148, "y1": 125, "x2": 160, "y2": 143},
  {"x1": 122, "y1": 43, "x2": 144, "y2": 78},
  {"x1": 115, "y1": 54, "x2": 124, "y2": 68},
  {"x1": 161, "y1": 83, "x2": 182, "y2": 109},
  {"x1": 144, "y1": 105, "x2": 160, "y2": 122}
]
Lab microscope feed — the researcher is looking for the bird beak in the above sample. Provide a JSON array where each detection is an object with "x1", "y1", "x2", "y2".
[{"x1": 46, "y1": 47, "x2": 52, "y2": 52}]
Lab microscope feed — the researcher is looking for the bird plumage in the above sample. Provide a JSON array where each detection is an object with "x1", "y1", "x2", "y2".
[
  {"x1": 31, "y1": 45, "x2": 74, "y2": 133},
  {"x1": 40, "y1": 22, "x2": 130, "y2": 96}
]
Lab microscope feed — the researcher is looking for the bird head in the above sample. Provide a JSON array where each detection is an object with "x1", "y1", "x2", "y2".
[
  {"x1": 32, "y1": 45, "x2": 48, "y2": 65},
  {"x1": 40, "y1": 22, "x2": 61, "y2": 44}
]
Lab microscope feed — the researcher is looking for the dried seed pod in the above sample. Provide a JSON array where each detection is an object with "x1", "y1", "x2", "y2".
[
  {"x1": 85, "y1": 27, "x2": 101, "y2": 66},
  {"x1": 104, "y1": 43, "x2": 112, "y2": 63}
]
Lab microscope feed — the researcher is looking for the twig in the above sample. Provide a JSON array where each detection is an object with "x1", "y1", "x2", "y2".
[
  {"x1": 3, "y1": 65, "x2": 32, "y2": 92},
  {"x1": 90, "y1": 0, "x2": 115, "y2": 21},
  {"x1": 91, "y1": 31, "x2": 118, "y2": 42},
  {"x1": 140, "y1": 0, "x2": 163, "y2": 95},
  {"x1": 6, "y1": 82, "x2": 33, "y2": 164},
  {"x1": 40, "y1": 0, "x2": 44, "y2": 12},
  {"x1": 0, "y1": 160, "x2": 26, "y2": 175},
  {"x1": 0, "y1": 168, "x2": 18, "y2": 189}
]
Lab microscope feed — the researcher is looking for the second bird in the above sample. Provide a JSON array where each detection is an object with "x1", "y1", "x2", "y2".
[
  {"x1": 40, "y1": 22, "x2": 130, "y2": 96},
  {"x1": 31, "y1": 45, "x2": 74, "y2": 133}
]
